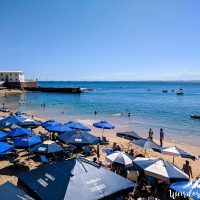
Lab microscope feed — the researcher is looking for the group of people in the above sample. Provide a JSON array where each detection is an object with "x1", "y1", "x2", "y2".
[{"x1": 148, "y1": 128, "x2": 164, "y2": 147}]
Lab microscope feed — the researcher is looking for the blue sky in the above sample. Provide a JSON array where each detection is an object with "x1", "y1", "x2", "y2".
[{"x1": 0, "y1": 0, "x2": 200, "y2": 81}]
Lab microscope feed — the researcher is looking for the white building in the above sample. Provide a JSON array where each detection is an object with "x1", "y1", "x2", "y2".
[{"x1": 0, "y1": 71, "x2": 25, "y2": 82}]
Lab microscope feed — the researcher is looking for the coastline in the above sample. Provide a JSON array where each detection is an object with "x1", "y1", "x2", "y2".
[{"x1": 0, "y1": 111, "x2": 200, "y2": 186}]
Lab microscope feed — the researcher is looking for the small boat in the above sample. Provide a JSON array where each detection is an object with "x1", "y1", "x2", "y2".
[
  {"x1": 162, "y1": 89, "x2": 168, "y2": 93},
  {"x1": 177, "y1": 88, "x2": 184, "y2": 95},
  {"x1": 190, "y1": 115, "x2": 200, "y2": 119}
]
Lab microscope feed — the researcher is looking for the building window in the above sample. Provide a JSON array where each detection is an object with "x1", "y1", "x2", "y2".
[
  {"x1": 10, "y1": 78, "x2": 12, "y2": 81},
  {"x1": 1, "y1": 73, "x2": 3, "y2": 76},
  {"x1": 15, "y1": 73, "x2": 17, "y2": 76},
  {"x1": 1, "y1": 78, "x2": 3, "y2": 81},
  {"x1": 10, "y1": 73, "x2": 12, "y2": 76},
  {"x1": 16, "y1": 79, "x2": 17, "y2": 81}
]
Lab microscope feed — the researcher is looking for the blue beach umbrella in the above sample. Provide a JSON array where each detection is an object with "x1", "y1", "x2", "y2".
[
  {"x1": 0, "y1": 115, "x2": 27, "y2": 124},
  {"x1": 46, "y1": 123, "x2": 72, "y2": 133},
  {"x1": 18, "y1": 157, "x2": 136, "y2": 200},
  {"x1": 8, "y1": 128, "x2": 31, "y2": 138},
  {"x1": 0, "y1": 131, "x2": 9, "y2": 141},
  {"x1": 0, "y1": 181, "x2": 35, "y2": 200},
  {"x1": 93, "y1": 120, "x2": 115, "y2": 137},
  {"x1": 14, "y1": 135, "x2": 42, "y2": 149},
  {"x1": 42, "y1": 120, "x2": 59, "y2": 128},
  {"x1": 0, "y1": 142, "x2": 14, "y2": 156},
  {"x1": 57, "y1": 131, "x2": 100, "y2": 146},
  {"x1": 170, "y1": 178, "x2": 200, "y2": 200},
  {"x1": 31, "y1": 140, "x2": 64, "y2": 155},
  {"x1": 65, "y1": 121, "x2": 91, "y2": 131}
]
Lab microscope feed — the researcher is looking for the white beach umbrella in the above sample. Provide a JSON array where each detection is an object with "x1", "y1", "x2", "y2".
[
  {"x1": 133, "y1": 157, "x2": 189, "y2": 184},
  {"x1": 161, "y1": 146, "x2": 198, "y2": 162},
  {"x1": 106, "y1": 151, "x2": 134, "y2": 166}
]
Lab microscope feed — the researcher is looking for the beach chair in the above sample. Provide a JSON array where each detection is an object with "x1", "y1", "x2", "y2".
[
  {"x1": 102, "y1": 136, "x2": 109, "y2": 144},
  {"x1": 6, "y1": 156, "x2": 24, "y2": 168},
  {"x1": 40, "y1": 155, "x2": 49, "y2": 164}
]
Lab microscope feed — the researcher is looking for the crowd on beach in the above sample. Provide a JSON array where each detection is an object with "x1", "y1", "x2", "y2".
[{"x1": 0, "y1": 106, "x2": 199, "y2": 200}]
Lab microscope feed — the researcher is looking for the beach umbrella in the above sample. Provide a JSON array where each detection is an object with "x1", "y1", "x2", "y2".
[
  {"x1": 65, "y1": 121, "x2": 91, "y2": 131},
  {"x1": 0, "y1": 115, "x2": 27, "y2": 124},
  {"x1": 133, "y1": 157, "x2": 189, "y2": 184},
  {"x1": 57, "y1": 130, "x2": 100, "y2": 146},
  {"x1": 15, "y1": 110, "x2": 26, "y2": 116},
  {"x1": 18, "y1": 157, "x2": 136, "y2": 200},
  {"x1": 46, "y1": 123, "x2": 72, "y2": 133},
  {"x1": 14, "y1": 135, "x2": 42, "y2": 149},
  {"x1": 116, "y1": 131, "x2": 143, "y2": 141},
  {"x1": 8, "y1": 127, "x2": 31, "y2": 138},
  {"x1": 0, "y1": 181, "x2": 35, "y2": 200},
  {"x1": 18, "y1": 120, "x2": 42, "y2": 129},
  {"x1": 106, "y1": 151, "x2": 134, "y2": 167},
  {"x1": 31, "y1": 140, "x2": 64, "y2": 155},
  {"x1": 0, "y1": 142, "x2": 14, "y2": 156},
  {"x1": 10, "y1": 124, "x2": 21, "y2": 129},
  {"x1": 170, "y1": 178, "x2": 200, "y2": 200},
  {"x1": 161, "y1": 146, "x2": 198, "y2": 162},
  {"x1": 132, "y1": 138, "x2": 162, "y2": 154},
  {"x1": 42, "y1": 120, "x2": 59, "y2": 128},
  {"x1": 0, "y1": 131, "x2": 9, "y2": 141},
  {"x1": 93, "y1": 120, "x2": 115, "y2": 137}
]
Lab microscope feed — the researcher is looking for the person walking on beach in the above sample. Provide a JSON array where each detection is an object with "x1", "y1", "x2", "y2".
[
  {"x1": 182, "y1": 160, "x2": 193, "y2": 179},
  {"x1": 148, "y1": 128, "x2": 154, "y2": 140},
  {"x1": 160, "y1": 128, "x2": 164, "y2": 147}
]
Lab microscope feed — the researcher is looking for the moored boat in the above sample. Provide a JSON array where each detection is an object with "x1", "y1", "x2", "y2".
[
  {"x1": 177, "y1": 88, "x2": 184, "y2": 95},
  {"x1": 190, "y1": 115, "x2": 200, "y2": 119}
]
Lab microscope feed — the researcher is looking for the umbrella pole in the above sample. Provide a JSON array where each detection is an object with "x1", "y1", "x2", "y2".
[
  {"x1": 128, "y1": 141, "x2": 131, "y2": 151},
  {"x1": 145, "y1": 149, "x2": 147, "y2": 156},
  {"x1": 173, "y1": 156, "x2": 175, "y2": 163},
  {"x1": 102, "y1": 128, "x2": 104, "y2": 139}
]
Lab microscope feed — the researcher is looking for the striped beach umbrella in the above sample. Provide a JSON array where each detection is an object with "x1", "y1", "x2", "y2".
[
  {"x1": 132, "y1": 138, "x2": 162, "y2": 154},
  {"x1": 106, "y1": 151, "x2": 134, "y2": 167},
  {"x1": 161, "y1": 146, "x2": 198, "y2": 162},
  {"x1": 133, "y1": 157, "x2": 189, "y2": 184}
]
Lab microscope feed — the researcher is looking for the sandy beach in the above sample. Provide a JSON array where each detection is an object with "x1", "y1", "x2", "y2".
[
  {"x1": 0, "y1": 89, "x2": 25, "y2": 96},
  {"x1": 0, "y1": 112, "x2": 199, "y2": 187}
]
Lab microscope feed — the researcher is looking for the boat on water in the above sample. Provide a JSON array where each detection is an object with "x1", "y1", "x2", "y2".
[
  {"x1": 190, "y1": 115, "x2": 200, "y2": 119},
  {"x1": 162, "y1": 89, "x2": 168, "y2": 93},
  {"x1": 176, "y1": 88, "x2": 184, "y2": 95}
]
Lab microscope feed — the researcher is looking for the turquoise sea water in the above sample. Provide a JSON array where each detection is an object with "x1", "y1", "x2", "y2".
[{"x1": 1, "y1": 81, "x2": 200, "y2": 146}]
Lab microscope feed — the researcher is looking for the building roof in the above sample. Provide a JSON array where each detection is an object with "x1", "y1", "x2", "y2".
[{"x1": 0, "y1": 71, "x2": 24, "y2": 74}]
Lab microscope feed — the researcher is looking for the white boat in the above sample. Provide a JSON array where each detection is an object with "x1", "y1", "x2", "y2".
[{"x1": 176, "y1": 88, "x2": 184, "y2": 95}]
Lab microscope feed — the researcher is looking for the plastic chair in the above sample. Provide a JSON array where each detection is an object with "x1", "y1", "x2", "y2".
[{"x1": 40, "y1": 155, "x2": 49, "y2": 163}]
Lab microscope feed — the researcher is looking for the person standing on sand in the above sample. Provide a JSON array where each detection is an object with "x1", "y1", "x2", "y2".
[
  {"x1": 182, "y1": 160, "x2": 193, "y2": 179},
  {"x1": 148, "y1": 128, "x2": 154, "y2": 140},
  {"x1": 160, "y1": 128, "x2": 164, "y2": 147}
]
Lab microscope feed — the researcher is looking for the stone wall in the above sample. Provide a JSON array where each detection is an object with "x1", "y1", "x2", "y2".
[{"x1": 3, "y1": 81, "x2": 39, "y2": 89}]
